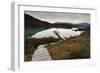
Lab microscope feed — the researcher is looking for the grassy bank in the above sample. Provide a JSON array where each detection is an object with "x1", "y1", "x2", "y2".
[{"x1": 46, "y1": 30, "x2": 90, "y2": 60}]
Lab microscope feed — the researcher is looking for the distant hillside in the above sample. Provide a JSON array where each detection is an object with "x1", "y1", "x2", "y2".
[
  {"x1": 24, "y1": 14, "x2": 52, "y2": 27},
  {"x1": 53, "y1": 22, "x2": 90, "y2": 30},
  {"x1": 52, "y1": 22, "x2": 74, "y2": 28},
  {"x1": 74, "y1": 23, "x2": 90, "y2": 31},
  {"x1": 76, "y1": 23, "x2": 90, "y2": 27}
]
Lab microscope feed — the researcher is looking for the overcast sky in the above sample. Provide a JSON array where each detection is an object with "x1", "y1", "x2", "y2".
[{"x1": 25, "y1": 11, "x2": 90, "y2": 24}]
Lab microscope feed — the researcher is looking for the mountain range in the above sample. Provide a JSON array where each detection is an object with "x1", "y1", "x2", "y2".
[{"x1": 25, "y1": 14, "x2": 90, "y2": 30}]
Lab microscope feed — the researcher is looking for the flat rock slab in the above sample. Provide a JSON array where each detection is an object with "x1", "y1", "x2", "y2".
[{"x1": 32, "y1": 45, "x2": 52, "y2": 61}]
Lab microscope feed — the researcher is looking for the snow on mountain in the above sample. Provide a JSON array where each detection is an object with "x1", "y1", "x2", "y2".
[{"x1": 31, "y1": 28, "x2": 83, "y2": 39}]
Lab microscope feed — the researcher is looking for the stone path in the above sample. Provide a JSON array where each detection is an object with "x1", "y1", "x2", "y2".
[{"x1": 32, "y1": 45, "x2": 52, "y2": 61}]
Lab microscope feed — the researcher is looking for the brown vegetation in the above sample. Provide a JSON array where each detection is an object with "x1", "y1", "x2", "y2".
[{"x1": 46, "y1": 30, "x2": 90, "y2": 60}]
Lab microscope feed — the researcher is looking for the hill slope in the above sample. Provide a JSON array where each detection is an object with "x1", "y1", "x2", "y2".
[
  {"x1": 46, "y1": 30, "x2": 90, "y2": 60},
  {"x1": 24, "y1": 14, "x2": 52, "y2": 27}
]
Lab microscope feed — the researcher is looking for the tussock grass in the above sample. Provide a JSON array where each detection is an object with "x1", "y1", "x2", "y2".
[{"x1": 47, "y1": 30, "x2": 90, "y2": 60}]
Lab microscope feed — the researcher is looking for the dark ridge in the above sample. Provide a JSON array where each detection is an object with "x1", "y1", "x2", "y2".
[
  {"x1": 74, "y1": 23, "x2": 90, "y2": 31},
  {"x1": 52, "y1": 22, "x2": 90, "y2": 30},
  {"x1": 24, "y1": 14, "x2": 52, "y2": 28},
  {"x1": 52, "y1": 22, "x2": 74, "y2": 28}
]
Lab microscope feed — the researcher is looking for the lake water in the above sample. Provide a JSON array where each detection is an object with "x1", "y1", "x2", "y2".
[{"x1": 25, "y1": 27, "x2": 46, "y2": 36}]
